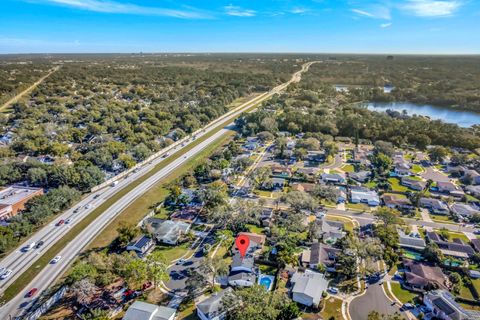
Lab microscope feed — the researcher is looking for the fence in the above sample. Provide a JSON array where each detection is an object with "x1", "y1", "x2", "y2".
[{"x1": 22, "y1": 286, "x2": 68, "y2": 320}]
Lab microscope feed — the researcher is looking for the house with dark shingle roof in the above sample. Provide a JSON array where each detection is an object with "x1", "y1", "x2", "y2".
[
  {"x1": 403, "y1": 259, "x2": 447, "y2": 291},
  {"x1": 196, "y1": 287, "x2": 234, "y2": 320},
  {"x1": 419, "y1": 198, "x2": 449, "y2": 215},
  {"x1": 301, "y1": 242, "x2": 341, "y2": 272},
  {"x1": 426, "y1": 232, "x2": 475, "y2": 259},
  {"x1": 401, "y1": 176, "x2": 426, "y2": 191}
]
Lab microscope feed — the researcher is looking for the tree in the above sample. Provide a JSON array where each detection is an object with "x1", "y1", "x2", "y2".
[
  {"x1": 116, "y1": 222, "x2": 139, "y2": 247},
  {"x1": 200, "y1": 181, "x2": 228, "y2": 210},
  {"x1": 257, "y1": 131, "x2": 274, "y2": 142},
  {"x1": 374, "y1": 207, "x2": 400, "y2": 226},
  {"x1": 282, "y1": 191, "x2": 317, "y2": 212},
  {"x1": 312, "y1": 184, "x2": 339, "y2": 202},
  {"x1": 67, "y1": 262, "x2": 98, "y2": 284},
  {"x1": 198, "y1": 255, "x2": 229, "y2": 290},
  {"x1": 371, "y1": 152, "x2": 392, "y2": 175},
  {"x1": 227, "y1": 285, "x2": 286, "y2": 320},
  {"x1": 277, "y1": 302, "x2": 301, "y2": 320},
  {"x1": 423, "y1": 242, "x2": 444, "y2": 264},
  {"x1": 374, "y1": 140, "x2": 394, "y2": 156},
  {"x1": 428, "y1": 146, "x2": 449, "y2": 163},
  {"x1": 70, "y1": 278, "x2": 97, "y2": 306},
  {"x1": 123, "y1": 258, "x2": 148, "y2": 287},
  {"x1": 251, "y1": 167, "x2": 272, "y2": 189},
  {"x1": 146, "y1": 250, "x2": 169, "y2": 289}
]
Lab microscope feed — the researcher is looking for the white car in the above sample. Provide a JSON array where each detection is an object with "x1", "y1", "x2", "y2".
[
  {"x1": 1, "y1": 269, "x2": 12, "y2": 279},
  {"x1": 25, "y1": 242, "x2": 36, "y2": 251},
  {"x1": 51, "y1": 255, "x2": 62, "y2": 264},
  {"x1": 176, "y1": 259, "x2": 186, "y2": 265},
  {"x1": 328, "y1": 287, "x2": 339, "y2": 294}
]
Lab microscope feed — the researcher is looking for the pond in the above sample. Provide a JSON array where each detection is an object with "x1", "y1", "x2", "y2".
[{"x1": 361, "y1": 102, "x2": 480, "y2": 128}]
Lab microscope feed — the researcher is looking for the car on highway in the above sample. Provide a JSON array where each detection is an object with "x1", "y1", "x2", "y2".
[
  {"x1": 111, "y1": 181, "x2": 119, "y2": 187},
  {"x1": 176, "y1": 259, "x2": 186, "y2": 265},
  {"x1": 93, "y1": 194, "x2": 100, "y2": 199},
  {"x1": 65, "y1": 218, "x2": 72, "y2": 224},
  {"x1": 25, "y1": 242, "x2": 36, "y2": 251},
  {"x1": 25, "y1": 288, "x2": 38, "y2": 298},
  {"x1": 56, "y1": 219, "x2": 65, "y2": 226},
  {"x1": 35, "y1": 240, "x2": 44, "y2": 249},
  {"x1": 73, "y1": 207, "x2": 80, "y2": 213},
  {"x1": 1, "y1": 269, "x2": 12, "y2": 279},
  {"x1": 162, "y1": 152, "x2": 170, "y2": 158},
  {"x1": 84, "y1": 204, "x2": 93, "y2": 209},
  {"x1": 51, "y1": 255, "x2": 62, "y2": 264}
]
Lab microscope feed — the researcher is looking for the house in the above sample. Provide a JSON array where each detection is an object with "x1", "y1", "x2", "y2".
[
  {"x1": 123, "y1": 301, "x2": 176, "y2": 320},
  {"x1": 237, "y1": 232, "x2": 266, "y2": 248},
  {"x1": 301, "y1": 242, "x2": 341, "y2": 272},
  {"x1": 352, "y1": 147, "x2": 372, "y2": 166},
  {"x1": 271, "y1": 177, "x2": 286, "y2": 190},
  {"x1": 260, "y1": 208, "x2": 274, "y2": 227},
  {"x1": 296, "y1": 167, "x2": 318, "y2": 177},
  {"x1": 394, "y1": 162, "x2": 412, "y2": 176},
  {"x1": 450, "y1": 203, "x2": 479, "y2": 219},
  {"x1": 228, "y1": 239, "x2": 259, "y2": 287},
  {"x1": 464, "y1": 169, "x2": 480, "y2": 185},
  {"x1": 291, "y1": 182, "x2": 316, "y2": 193},
  {"x1": 383, "y1": 194, "x2": 413, "y2": 211},
  {"x1": 426, "y1": 232, "x2": 475, "y2": 259},
  {"x1": 401, "y1": 177, "x2": 426, "y2": 191},
  {"x1": 126, "y1": 235, "x2": 154, "y2": 257},
  {"x1": 290, "y1": 270, "x2": 328, "y2": 307},
  {"x1": 170, "y1": 207, "x2": 199, "y2": 223},
  {"x1": 0, "y1": 186, "x2": 44, "y2": 220},
  {"x1": 321, "y1": 173, "x2": 345, "y2": 184},
  {"x1": 445, "y1": 165, "x2": 466, "y2": 177},
  {"x1": 196, "y1": 287, "x2": 234, "y2": 320},
  {"x1": 321, "y1": 218, "x2": 346, "y2": 243},
  {"x1": 472, "y1": 238, "x2": 480, "y2": 253},
  {"x1": 271, "y1": 165, "x2": 291, "y2": 177},
  {"x1": 306, "y1": 151, "x2": 326, "y2": 163},
  {"x1": 465, "y1": 185, "x2": 480, "y2": 197},
  {"x1": 424, "y1": 290, "x2": 480, "y2": 320},
  {"x1": 337, "y1": 189, "x2": 347, "y2": 203},
  {"x1": 419, "y1": 198, "x2": 450, "y2": 215},
  {"x1": 398, "y1": 230, "x2": 426, "y2": 251},
  {"x1": 403, "y1": 259, "x2": 447, "y2": 291},
  {"x1": 348, "y1": 170, "x2": 371, "y2": 183},
  {"x1": 350, "y1": 188, "x2": 380, "y2": 206},
  {"x1": 437, "y1": 181, "x2": 458, "y2": 194},
  {"x1": 145, "y1": 218, "x2": 191, "y2": 245}
]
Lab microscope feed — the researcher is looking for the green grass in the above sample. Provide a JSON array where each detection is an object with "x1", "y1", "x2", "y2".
[
  {"x1": 472, "y1": 279, "x2": 480, "y2": 293},
  {"x1": 320, "y1": 296, "x2": 343, "y2": 320},
  {"x1": 1, "y1": 95, "x2": 263, "y2": 303},
  {"x1": 459, "y1": 283, "x2": 475, "y2": 300},
  {"x1": 388, "y1": 177, "x2": 409, "y2": 192},
  {"x1": 346, "y1": 203, "x2": 369, "y2": 211},
  {"x1": 390, "y1": 282, "x2": 418, "y2": 304},
  {"x1": 156, "y1": 244, "x2": 191, "y2": 264},
  {"x1": 246, "y1": 224, "x2": 265, "y2": 234},
  {"x1": 327, "y1": 216, "x2": 355, "y2": 232},
  {"x1": 341, "y1": 164, "x2": 355, "y2": 172},
  {"x1": 430, "y1": 214, "x2": 453, "y2": 223},
  {"x1": 383, "y1": 192, "x2": 407, "y2": 199},
  {"x1": 445, "y1": 231, "x2": 471, "y2": 243},
  {"x1": 364, "y1": 181, "x2": 377, "y2": 188},
  {"x1": 411, "y1": 164, "x2": 424, "y2": 174}
]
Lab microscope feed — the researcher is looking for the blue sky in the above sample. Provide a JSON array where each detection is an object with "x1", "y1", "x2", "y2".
[{"x1": 0, "y1": 0, "x2": 479, "y2": 54}]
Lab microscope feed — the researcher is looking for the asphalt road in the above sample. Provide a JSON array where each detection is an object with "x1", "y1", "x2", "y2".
[
  {"x1": 0, "y1": 61, "x2": 317, "y2": 319},
  {"x1": 349, "y1": 280, "x2": 403, "y2": 320}
]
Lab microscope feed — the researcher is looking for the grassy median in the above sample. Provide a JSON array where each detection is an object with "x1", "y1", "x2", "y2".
[{"x1": 0, "y1": 96, "x2": 264, "y2": 304}]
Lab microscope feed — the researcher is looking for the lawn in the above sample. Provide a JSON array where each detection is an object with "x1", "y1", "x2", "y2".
[
  {"x1": 341, "y1": 164, "x2": 355, "y2": 172},
  {"x1": 472, "y1": 279, "x2": 480, "y2": 293},
  {"x1": 388, "y1": 178, "x2": 409, "y2": 192},
  {"x1": 390, "y1": 282, "x2": 418, "y2": 304},
  {"x1": 246, "y1": 224, "x2": 265, "y2": 234},
  {"x1": 327, "y1": 216, "x2": 356, "y2": 232},
  {"x1": 459, "y1": 283, "x2": 475, "y2": 300},
  {"x1": 156, "y1": 243, "x2": 191, "y2": 264},
  {"x1": 383, "y1": 192, "x2": 407, "y2": 199},
  {"x1": 411, "y1": 164, "x2": 424, "y2": 174},
  {"x1": 364, "y1": 181, "x2": 377, "y2": 189},
  {"x1": 430, "y1": 214, "x2": 454, "y2": 222},
  {"x1": 444, "y1": 231, "x2": 471, "y2": 243},
  {"x1": 320, "y1": 296, "x2": 343, "y2": 320},
  {"x1": 346, "y1": 203, "x2": 370, "y2": 211}
]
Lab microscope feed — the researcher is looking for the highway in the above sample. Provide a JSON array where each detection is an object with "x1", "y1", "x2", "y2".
[{"x1": 0, "y1": 61, "x2": 317, "y2": 319}]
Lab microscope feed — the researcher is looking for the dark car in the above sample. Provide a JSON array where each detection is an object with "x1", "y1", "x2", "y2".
[
  {"x1": 26, "y1": 288, "x2": 38, "y2": 298},
  {"x1": 35, "y1": 241, "x2": 45, "y2": 249}
]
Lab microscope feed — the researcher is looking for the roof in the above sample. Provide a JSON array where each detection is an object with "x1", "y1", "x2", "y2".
[
  {"x1": 123, "y1": 301, "x2": 176, "y2": 320},
  {"x1": 196, "y1": 287, "x2": 234, "y2": 319},
  {"x1": 0, "y1": 186, "x2": 43, "y2": 205},
  {"x1": 147, "y1": 219, "x2": 190, "y2": 243},
  {"x1": 383, "y1": 194, "x2": 412, "y2": 207},
  {"x1": 349, "y1": 170, "x2": 371, "y2": 181},
  {"x1": 419, "y1": 198, "x2": 449, "y2": 210},
  {"x1": 398, "y1": 231, "x2": 426, "y2": 250},
  {"x1": 403, "y1": 259, "x2": 446, "y2": 289},
  {"x1": 128, "y1": 235, "x2": 152, "y2": 249},
  {"x1": 351, "y1": 189, "x2": 380, "y2": 203},
  {"x1": 437, "y1": 181, "x2": 457, "y2": 191},
  {"x1": 291, "y1": 182, "x2": 316, "y2": 193},
  {"x1": 231, "y1": 240, "x2": 259, "y2": 271},
  {"x1": 425, "y1": 290, "x2": 479, "y2": 320},
  {"x1": 472, "y1": 238, "x2": 480, "y2": 252},
  {"x1": 321, "y1": 173, "x2": 345, "y2": 181},
  {"x1": 291, "y1": 271, "x2": 328, "y2": 302},
  {"x1": 310, "y1": 243, "x2": 340, "y2": 266},
  {"x1": 450, "y1": 203, "x2": 479, "y2": 217}
]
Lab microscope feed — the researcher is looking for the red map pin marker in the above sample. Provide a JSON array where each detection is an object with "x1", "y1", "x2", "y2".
[{"x1": 235, "y1": 234, "x2": 250, "y2": 258}]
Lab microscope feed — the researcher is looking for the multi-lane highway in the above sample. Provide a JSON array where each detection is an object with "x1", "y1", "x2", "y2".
[{"x1": 0, "y1": 61, "x2": 317, "y2": 319}]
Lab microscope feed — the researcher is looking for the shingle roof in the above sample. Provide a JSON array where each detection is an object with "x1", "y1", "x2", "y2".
[{"x1": 196, "y1": 288, "x2": 233, "y2": 319}]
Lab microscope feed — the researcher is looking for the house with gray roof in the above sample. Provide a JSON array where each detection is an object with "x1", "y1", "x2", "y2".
[
  {"x1": 348, "y1": 170, "x2": 371, "y2": 183},
  {"x1": 424, "y1": 290, "x2": 480, "y2": 320},
  {"x1": 123, "y1": 301, "x2": 176, "y2": 320},
  {"x1": 383, "y1": 194, "x2": 413, "y2": 211},
  {"x1": 350, "y1": 188, "x2": 380, "y2": 206},
  {"x1": 228, "y1": 240, "x2": 259, "y2": 287},
  {"x1": 450, "y1": 203, "x2": 479, "y2": 219},
  {"x1": 466, "y1": 185, "x2": 480, "y2": 198},
  {"x1": 301, "y1": 242, "x2": 341, "y2": 272},
  {"x1": 398, "y1": 230, "x2": 426, "y2": 251},
  {"x1": 146, "y1": 218, "x2": 191, "y2": 245},
  {"x1": 426, "y1": 232, "x2": 475, "y2": 259},
  {"x1": 401, "y1": 176, "x2": 426, "y2": 191},
  {"x1": 196, "y1": 287, "x2": 234, "y2": 320},
  {"x1": 321, "y1": 173, "x2": 345, "y2": 184},
  {"x1": 321, "y1": 218, "x2": 346, "y2": 243},
  {"x1": 419, "y1": 198, "x2": 450, "y2": 215},
  {"x1": 464, "y1": 169, "x2": 480, "y2": 185},
  {"x1": 290, "y1": 270, "x2": 328, "y2": 307}
]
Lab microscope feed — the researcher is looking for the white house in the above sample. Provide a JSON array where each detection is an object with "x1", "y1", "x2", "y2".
[
  {"x1": 290, "y1": 270, "x2": 328, "y2": 307},
  {"x1": 196, "y1": 287, "x2": 233, "y2": 320},
  {"x1": 123, "y1": 301, "x2": 176, "y2": 320}
]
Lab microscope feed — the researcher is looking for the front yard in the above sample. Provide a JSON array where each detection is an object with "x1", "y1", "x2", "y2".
[
  {"x1": 388, "y1": 178, "x2": 409, "y2": 192},
  {"x1": 390, "y1": 282, "x2": 417, "y2": 304},
  {"x1": 320, "y1": 296, "x2": 343, "y2": 319}
]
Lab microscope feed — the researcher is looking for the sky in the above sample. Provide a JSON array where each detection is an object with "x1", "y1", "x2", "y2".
[{"x1": 0, "y1": 0, "x2": 479, "y2": 54}]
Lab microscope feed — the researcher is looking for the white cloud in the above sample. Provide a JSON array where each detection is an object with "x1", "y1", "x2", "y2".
[
  {"x1": 28, "y1": 0, "x2": 209, "y2": 19},
  {"x1": 380, "y1": 22, "x2": 393, "y2": 28},
  {"x1": 351, "y1": 6, "x2": 391, "y2": 20},
  {"x1": 401, "y1": 0, "x2": 463, "y2": 17},
  {"x1": 224, "y1": 5, "x2": 256, "y2": 17},
  {"x1": 290, "y1": 7, "x2": 308, "y2": 14}
]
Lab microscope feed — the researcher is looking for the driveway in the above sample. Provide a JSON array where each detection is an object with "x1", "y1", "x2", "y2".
[
  {"x1": 421, "y1": 167, "x2": 450, "y2": 183},
  {"x1": 349, "y1": 280, "x2": 404, "y2": 320}
]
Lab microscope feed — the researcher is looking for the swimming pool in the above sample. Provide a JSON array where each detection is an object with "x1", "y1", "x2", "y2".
[{"x1": 258, "y1": 274, "x2": 274, "y2": 291}]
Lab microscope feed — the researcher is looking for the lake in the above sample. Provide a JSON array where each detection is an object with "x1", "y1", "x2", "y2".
[{"x1": 362, "y1": 102, "x2": 480, "y2": 128}]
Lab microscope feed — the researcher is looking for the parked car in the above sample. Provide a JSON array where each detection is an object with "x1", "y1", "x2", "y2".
[
  {"x1": 26, "y1": 288, "x2": 38, "y2": 298},
  {"x1": 51, "y1": 255, "x2": 62, "y2": 264},
  {"x1": 328, "y1": 287, "x2": 339, "y2": 294},
  {"x1": 403, "y1": 303, "x2": 415, "y2": 309},
  {"x1": 142, "y1": 281, "x2": 153, "y2": 290}
]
